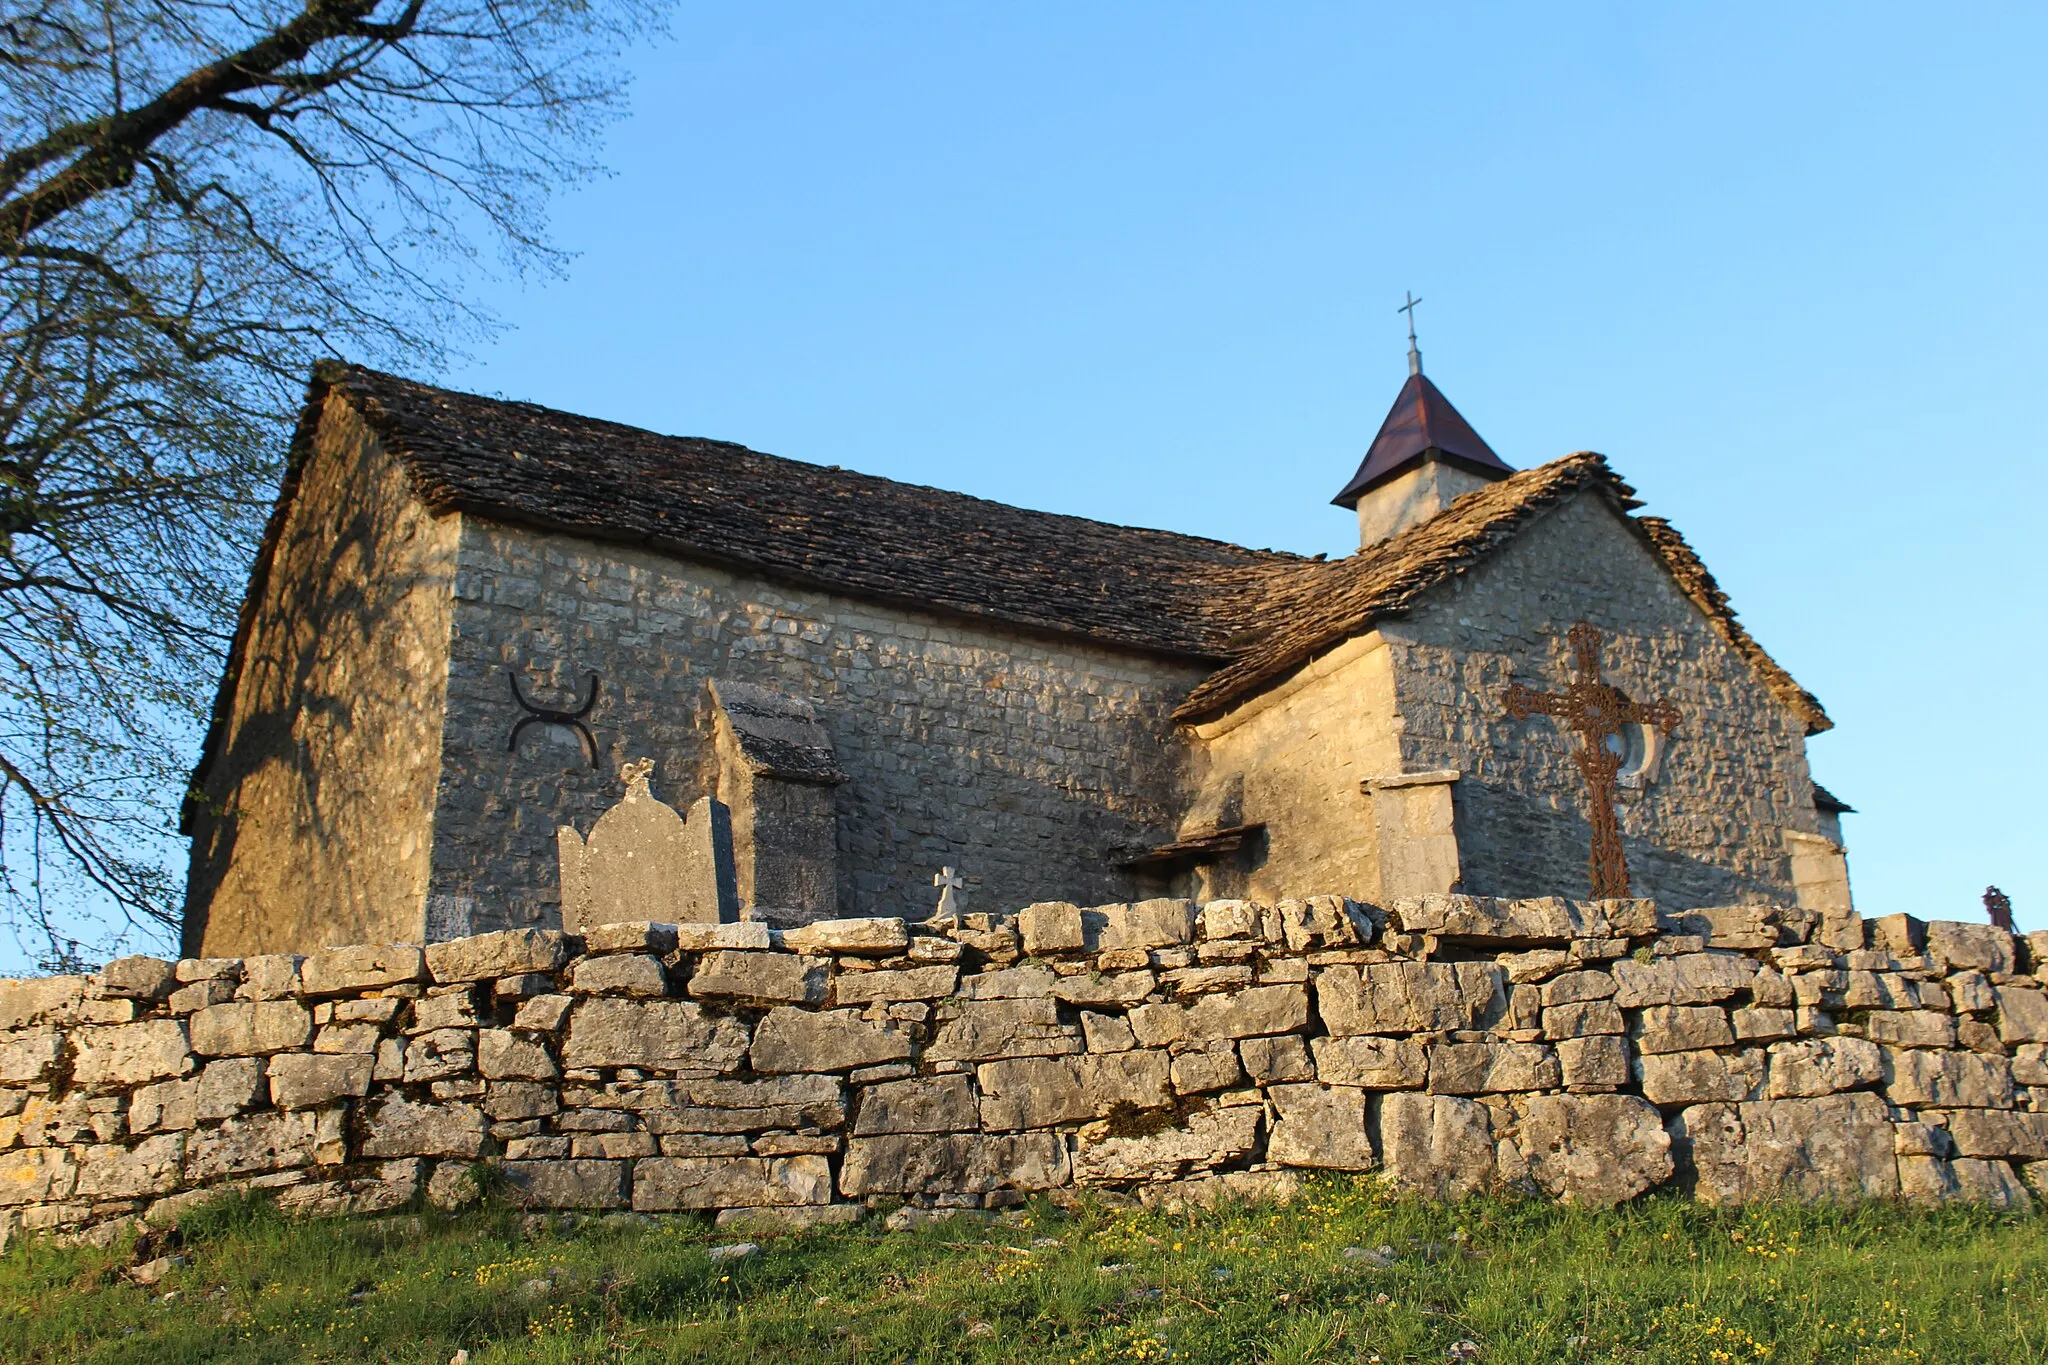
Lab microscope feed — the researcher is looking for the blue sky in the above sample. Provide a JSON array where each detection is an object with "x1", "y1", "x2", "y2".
[{"x1": 438, "y1": 3, "x2": 2043, "y2": 930}]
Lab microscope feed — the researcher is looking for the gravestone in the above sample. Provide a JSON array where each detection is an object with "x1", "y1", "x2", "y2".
[
  {"x1": 557, "y1": 759, "x2": 738, "y2": 931},
  {"x1": 708, "y1": 679, "x2": 846, "y2": 925}
]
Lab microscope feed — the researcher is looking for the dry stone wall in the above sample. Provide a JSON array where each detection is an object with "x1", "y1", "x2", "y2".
[{"x1": 7, "y1": 895, "x2": 2047, "y2": 1251}]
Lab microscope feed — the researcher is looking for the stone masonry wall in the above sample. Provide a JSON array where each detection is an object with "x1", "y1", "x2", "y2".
[
  {"x1": 433, "y1": 520, "x2": 1209, "y2": 933},
  {"x1": 1386, "y1": 491, "x2": 1826, "y2": 908},
  {"x1": 8, "y1": 893, "x2": 2047, "y2": 1251}
]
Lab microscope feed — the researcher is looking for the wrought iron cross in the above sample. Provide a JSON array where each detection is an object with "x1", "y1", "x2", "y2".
[
  {"x1": 1504, "y1": 622, "x2": 1679, "y2": 899},
  {"x1": 1398, "y1": 291, "x2": 1424, "y2": 375}
]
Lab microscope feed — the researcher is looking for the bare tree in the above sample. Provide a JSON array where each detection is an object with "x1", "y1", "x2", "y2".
[{"x1": 0, "y1": 0, "x2": 661, "y2": 964}]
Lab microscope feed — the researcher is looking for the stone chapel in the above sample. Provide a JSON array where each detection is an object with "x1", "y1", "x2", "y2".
[{"x1": 179, "y1": 352, "x2": 1853, "y2": 957}]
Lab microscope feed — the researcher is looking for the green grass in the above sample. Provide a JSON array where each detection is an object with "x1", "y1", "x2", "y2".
[{"x1": 3, "y1": 1178, "x2": 2043, "y2": 1363}]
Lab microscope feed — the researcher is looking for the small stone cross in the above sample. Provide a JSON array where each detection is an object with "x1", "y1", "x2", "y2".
[
  {"x1": 1504, "y1": 621, "x2": 1679, "y2": 900},
  {"x1": 932, "y1": 866, "x2": 965, "y2": 922}
]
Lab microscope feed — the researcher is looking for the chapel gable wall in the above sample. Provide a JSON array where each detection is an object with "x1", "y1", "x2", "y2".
[
  {"x1": 1383, "y1": 491, "x2": 1826, "y2": 909},
  {"x1": 183, "y1": 397, "x2": 460, "y2": 957},
  {"x1": 429, "y1": 521, "x2": 1207, "y2": 933}
]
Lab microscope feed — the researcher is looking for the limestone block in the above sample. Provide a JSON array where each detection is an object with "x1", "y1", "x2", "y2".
[
  {"x1": 1817, "y1": 911, "x2": 1866, "y2": 953},
  {"x1": 502, "y1": 1159, "x2": 630, "y2": 1209},
  {"x1": 278, "y1": 1160, "x2": 424, "y2": 1219},
  {"x1": 750, "y1": 1007, "x2": 912, "y2": 1074},
  {"x1": 1315, "y1": 962, "x2": 1503, "y2": 1036},
  {"x1": 314, "y1": 1023, "x2": 383, "y2": 1055},
  {"x1": 1870, "y1": 913, "x2": 1926, "y2": 956},
  {"x1": 168, "y1": 981, "x2": 237, "y2": 1014},
  {"x1": 408, "y1": 991, "x2": 483, "y2": 1035},
  {"x1": 1196, "y1": 900, "x2": 1262, "y2": 943},
  {"x1": 402, "y1": 1028, "x2": 475, "y2": 1083},
  {"x1": 0, "y1": 1029, "x2": 61, "y2": 1085},
  {"x1": 1165, "y1": 966, "x2": 1254, "y2": 996},
  {"x1": 1049, "y1": 972, "x2": 1155, "y2": 1008},
  {"x1": 1938, "y1": 1109, "x2": 2048, "y2": 1160},
  {"x1": 1378, "y1": 1093, "x2": 1497, "y2": 1198},
  {"x1": 563, "y1": 999, "x2": 750, "y2": 1074},
  {"x1": 485, "y1": 1082, "x2": 559, "y2": 1121},
  {"x1": 781, "y1": 917, "x2": 909, "y2": 957},
  {"x1": 478, "y1": 1029, "x2": 558, "y2": 1081},
  {"x1": 578, "y1": 922, "x2": 680, "y2": 955},
  {"x1": 1075, "y1": 1105, "x2": 1263, "y2": 1183},
  {"x1": 1240, "y1": 1034, "x2": 1313, "y2": 1085},
  {"x1": 1303, "y1": 1035, "x2": 1422, "y2": 1090},
  {"x1": 0, "y1": 976, "x2": 84, "y2": 1029},
  {"x1": 1170, "y1": 1042, "x2": 1243, "y2": 1095},
  {"x1": 299, "y1": 944, "x2": 424, "y2": 996},
  {"x1": 176, "y1": 958, "x2": 242, "y2": 984},
  {"x1": 1764, "y1": 1037, "x2": 1883, "y2": 1098},
  {"x1": 1266, "y1": 1083, "x2": 1377, "y2": 1170},
  {"x1": 1558, "y1": 1034, "x2": 1631, "y2": 1091},
  {"x1": 1634, "y1": 1006, "x2": 1734, "y2": 1055},
  {"x1": 1635, "y1": 1050, "x2": 1762, "y2": 1106},
  {"x1": 424, "y1": 929, "x2": 570, "y2": 983},
  {"x1": 1519, "y1": 1094, "x2": 1673, "y2": 1207},
  {"x1": 1947, "y1": 970, "x2": 1997, "y2": 1014},
  {"x1": 237, "y1": 955, "x2": 303, "y2": 1001},
  {"x1": 1145, "y1": 984, "x2": 1312, "y2": 1041},
  {"x1": 1995, "y1": 985, "x2": 2048, "y2": 1045},
  {"x1": 569, "y1": 954, "x2": 668, "y2": 997},
  {"x1": 1881, "y1": 1047, "x2": 2014, "y2": 1109},
  {"x1": 1540, "y1": 971, "x2": 1618, "y2": 1007},
  {"x1": 189, "y1": 1001, "x2": 312, "y2": 1057},
  {"x1": 72, "y1": 1133, "x2": 183, "y2": 1200},
  {"x1": 1087, "y1": 899, "x2": 1197, "y2": 951},
  {"x1": 361, "y1": 1095, "x2": 486, "y2": 1158},
  {"x1": 1394, "y1": 894, "x2": 1593, "y2": 944},
  {"x1": 977, "y1": 1052, "x2": 1170, "y2": 1130},
  {"x1": 1732, "y1": 1008, "x2": 1798, "y2": 1042},
  {"x1": 1608, "y1": 954, "x2": 1757, "y2": 1008},
  {"x1": 853, "y1": 1075, "x2": 977, "y2": 1135},
  {"x1": 0, "y1": 1147, "x2": 75, "y2": 1206},
  {"x1": 267, "y1": 1053, "x2": 373, "y2": 1110},
  {"x1": 687, "y1": 951, "x2": 827, "y2": 1006},
  {"x1": 185, "y1": 1110, "x2": 328, "y2": 1179},
  {"x1": 833, "y1": 966, "x2": 958, "y2": 1005},
  {"x1": 129, "y1": 1058, "x2": 263, "y2": 1132},
  {"x1": 1543, "y1": 1001, "x2": 1624, "y2": 1039},
  {"x1": 1925, "y1": 921, "x2": 2016, "y2": 976},
  {"x1": 1951, "y1": 1157, "x2": 2033, "y2": 1210},
  {"x1": 1081, "y1": 1012, "x2": 1136, "y2": 1054},
  {"x1": 1684, "y1": 1092, "x2": 1900, "y2": 1205},
  {"x1": 2014, "y1": 1045, "x2": 2048, "y2": 1087},
  {"x1": 1276, "y1": 896, "x2": 1376, "y2": 950},
  {"x1": 1839, "y1": 972, "x2": 1937, "y2": 1012},
  {"x1": 959, "y1": 966, "x2": 1056, "y2": 999},
  {"x1": 841, "y1": 1131, "x2": 1068, "y2": 1198},
  {"x1": 924, "y1": 998, "x2": 1080, "y2": 1063},
  {"x1": 94, "y1": 956, "x2": 178, "y2": 1001},
  {"x1": 1661, "y1": 905, "x2": 1780, "y2": 952},
  {"x1": 673, "y1": 922, "x2": 772, "y2": 952},
  {"x1": 513, "y1": 994, "x2": 574, "y2": 1032},
  {"x1": 643, "y1": 1075, "x2": 844, "y2": 1134},
  {"x1": 1863, "y1": 1011, "x2": 1958, "y2": 1049},
  {"x1": 1012, "y1": 901, "x2": 1086, "y2": 955},
  {"x1": 1499, "y1": 949, "x2": 1572, "y2": 984},
  {"x1": 71, "y1": 1021, "x2": 192, "y2": 1089},
  {"x1": 1426, "y1": 1042, "x2": 1559, "y2": 1095}
]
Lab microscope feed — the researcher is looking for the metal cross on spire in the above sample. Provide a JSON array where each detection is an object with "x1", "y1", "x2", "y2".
[
  {"x1": 1504, "y1": 622, "x2": 1680, "y2": 899},
  {"x1": 1398, "y1": 291, "x2": 1424, "y2": 376}
]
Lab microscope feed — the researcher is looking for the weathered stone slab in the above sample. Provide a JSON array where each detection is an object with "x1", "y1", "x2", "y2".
[
  {"x1": 1309, "y1": 1035, "x2": 1427, "y2": 1089},
  {"x1": 71, "y1": 1021, "x2": 192, "y2": 1089},
  {"x1": 1132, "y1": 984, "x2": 1310, "y2": 1046},
  {"x1": 1841, "y1": 972, "x2": 1945, "y2": 1012},
  {"x1": 1540, "y1": 970, "x2": 1618, "y2": 1007},
  {"x1": 1995, "y1": 985, "x2": 2048, "y2": 1045},
  {"x1": 0, "y1": 975, "x2": 85, "y2": 1029},
  {"x1": 1017, "y1": 902, "x2": 1086, "y2": 955},
  {"x1": 0, "y1": 1148, "x2": 75, "y2": 1206},
  {"x1": 839, "y1": 1133, "x2": 1068, "y2": 1196},
  {"x1": 1608, "y1": 953, "x2": 1757, "y2": 1008},
  {"x1": 673, "y1": 921, "x2": 773, "y2": 952},
  {"x1": 687, "y1": 951, "x2": 827, "y2": 1006},
  {"x1": 1635, "y1": 1049, "x2": 1763, "y2": 1106},
  {"x1": 781, "y1": 917, "x2": 909, "y2": 957},
  {"x1": 1195, "y1": 900, "x2": 1263, "y2": 942},
  {"x1": 1240, "y1": 1034, "x2": 1314, "y2": 1085},
  {"x1": 1170, "y1": 1042, "x2": 1243, "y2": 1094},
  {"x1": 959, "y1": 966, "x2": 1056, "y2": 999},
  {"x1": 580, "y1": 922, "x2": 680, "y2": 955},
  {"x1": 1075, "y1": 1105, "x2": 1263, "y2": 1183},
  {"x1": 1732, "y1": 1007, "x2": 1797, "y2": 1042},
  {"x1": 977, "y1": 1052, "x2": 1170, "y2": 1130},
  {"x1": 563, "y1": 999, "x2": 750, "y2": 1074},
  {"x1": 924, "y1": 998, "x2": 1080, "y2": 1062},
  {"x1": 1543, "y1": 1001, "x2": 1624, "y2": 1039},
  {"x1": 1764, "y1": 1037, "x2": 1883, "y2": 1097},
  {"x1": 277, "y1": 1160, "x2": 424, "y2": 1219},
  {"x1": 1863, "y1": 1011, "x2": 1958, "y2": 1049},
  {"x1": 1558, "y1": 1034, "x2": 1631, "y2": 1090},
  {"x1": 129, "y1": 1058, "x2": 264, "y2": 1132},
  {"x1": 1379, "y1": 1093, "x2": 1499, "y2": 1198},
  {"x1": 0, "y1": 1029, "x2": 62, "y2": 1085},
  {"x1": 190, "y1": 1001, "x2": 311, "y2": 1057},
  {"x1": 1938, "y1": 1109, "x2": 2048, "y2": 1160},
  {"x1": 238, "y1": 955, "x2": 304, "y2": 1000},
  {"x1": 501, "y1": 1159, "x2": 629, "y2": 1209},
  {"x1": 1880, "y1": 1047, "x2": 2014, "y2": 1109},
  {"x1": 1634, "y1": 1006, "x2": 1734, "y2": 1055},
  {"x1": 94, "y1": 957, "x2": 178, "y2": 1001},
  {"x1": 485, "y1": 1081, "x2": 559, "y2": 1121},
  {"x1": 267, "y1": 1053, "x2": 373, "y2": 1109},
  {"x1": 569, "y1": 954, "x2": 668, "y2": 997},
  {"x1": 424, "y1": 929, "x2": 570, "y2": 984},
  {"x1": 1426, "y1": 1042, "x2": 1559, "y2": 1095},
  {"x1": 74, "y1": 1134, "x2": 185, "y2": 1200},
  {"x1": 1684, "y1": 1093, "x2": 1900, "y2": 1204},
  {"x1": 1086, "y1": 899, "x2": 1196, "y2": 951},
  {"x1": 360, "y1": 1095, "x2": 486, "y2": 1158},
  {"x1": 401, "y1": 1028, "x2": 475, "y2": 1083},
  {"x1": 1952, "y1": 1157, "x2": 2033, "y2": 1210},
  {"x1": 833, "y1": 966, "x2": 958, "y2": 1004},
  {"x1": 641, "y1": 1075, "x2": 844, "y2": 1133},
  {"x1": 1520, "y1": 1094, "x2": 1672, "y2": 1206},
  {"x1": 300, "y1": 944, "x2": 425, "y2": 995},
  {"x1": 1050, "y1": 972, "x2": 1155, "y2": 1008},
  {"x1": 1276, "y1": 896, "x2": 1376, "y2": 950},
  {"x1": 185, "y1": 1110, "x2": 331, "y2": 1179},
  {"x1": 1267, "y1": 1083, "x2": 1376, "y2": 1170},
  {"x1": 1924, "y1": 921, "x2": 2016, "y2": 975},
  {"x1": 478, "y1": 1029, "x2": 557, "y2": 1080},
  {"x1": 853, "y1": 1075, "x2": 976, "y2": 1135},
  {"x1": 1314, "y1": 962, "x2": 1502, "y2": 1035},
  {"x1": 1394, "y1": 894, "x2": 1598, "y2": 944},
  {"x1": 749, "y1": 1007, "x2": 912, "y2": 1074}
]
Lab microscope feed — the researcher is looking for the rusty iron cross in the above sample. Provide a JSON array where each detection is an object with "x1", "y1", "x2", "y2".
[{"x1": 1504, "y1": 622, "x2": 1679, "y2": 899}]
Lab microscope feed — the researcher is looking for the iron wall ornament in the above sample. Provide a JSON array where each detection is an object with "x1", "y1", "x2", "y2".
[
  {"x1": 508, "y1": 669, "x2": 602, "y2": 770},
  {"x1": 1504, "y1": 621, "x2": 1680, "y2": 900}
]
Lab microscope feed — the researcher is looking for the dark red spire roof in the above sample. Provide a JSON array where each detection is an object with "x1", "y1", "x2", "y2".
[{"x1": 1330, "y1": 371, "x2": 1513, "y2": 508}]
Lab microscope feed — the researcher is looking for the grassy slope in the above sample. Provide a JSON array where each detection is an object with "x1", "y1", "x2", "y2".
[{"x1": 3, "y1": 1179, "x2": 2044, "y2": 1364}]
